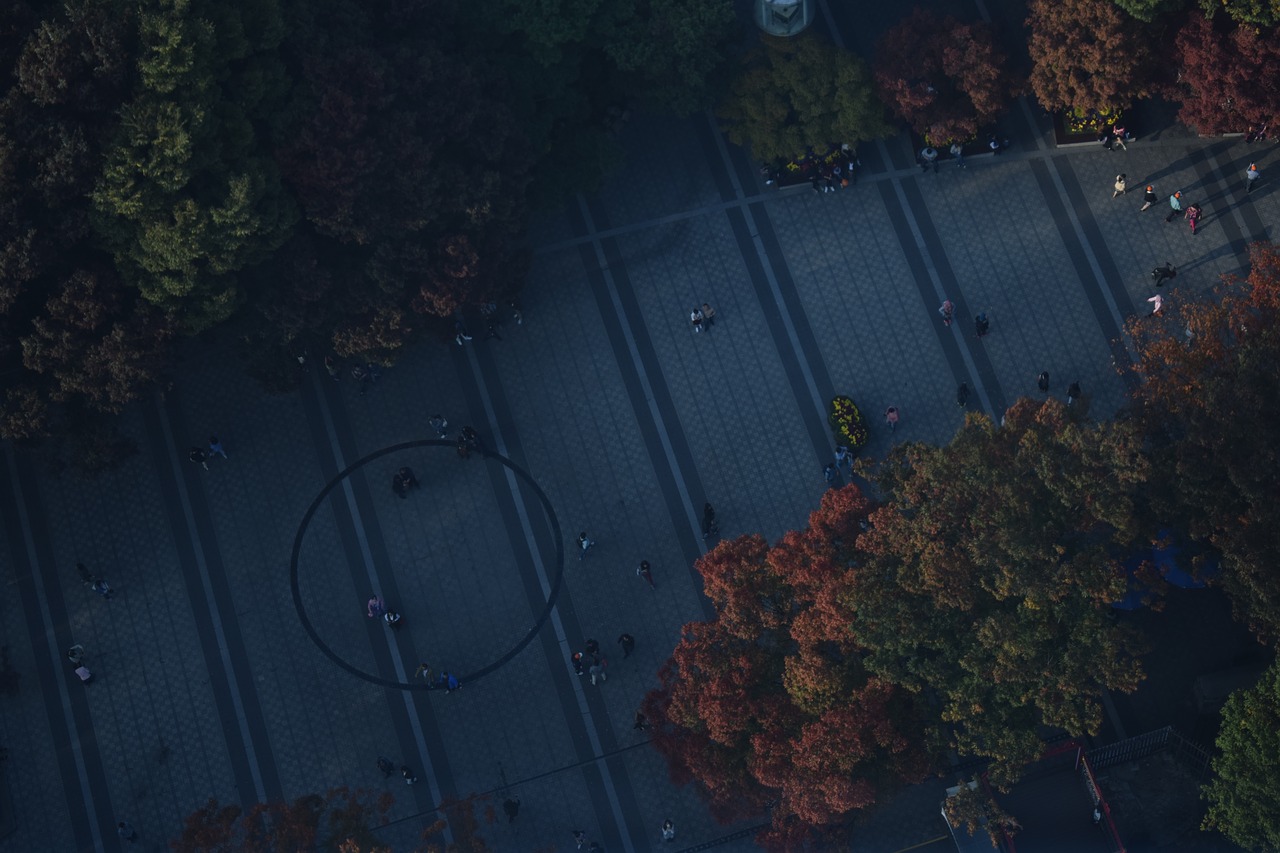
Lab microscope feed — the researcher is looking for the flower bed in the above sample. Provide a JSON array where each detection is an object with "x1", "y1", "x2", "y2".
[{"x1": 829, "y1": 395, "x2": 868, "y2": 450}]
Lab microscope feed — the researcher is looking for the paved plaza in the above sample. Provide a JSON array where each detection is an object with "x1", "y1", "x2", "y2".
[{"x1": 1, "y1": 11, "x2": 1277, "y2": 853}]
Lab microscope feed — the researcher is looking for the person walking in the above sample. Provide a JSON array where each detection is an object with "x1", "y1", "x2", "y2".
[
  {"x1": 428, "y1": 414, "x2": 449, "y2": 438},
  {"x1": 1140, "y1": 185, "x2": 1158, "y2": 211},
  {"x1": 823, "y1": 463, "x2": 838, "y2": 485},
  {"x1": 377, "y1": 757, "x2": 396, "y2": 777},
  {"x1": 397, "y1": 467, "x2": 419, "y2": 493},
  {"x1": 76, "y1": 562, "x2": 95, "y2": 585},
  {"x1": 1246, "y1": 163, "x2": 1259, "y2": 193},
  {"x1": 701, "y1": 303, "x2": 717, "y2": 328},
  {"x1": 577, "y1": 532, "x2": 596, "y2": 560},
  {"x1": 117, "y1": 821, "x2": 138, "y2": 843},
  {"x1": 1098, "y1": 127, "x2": 1114, "y2": 150},
  {"x1": 637, "y1": 560, "x2": 656, "y2": 590},
  {"x1": 92, "y1": 578, "x2": 113, "y2": 599},
  {"x1": 208, "y1": 435, "x2": 228, "y2": 459},
  {"x1": 414, "y1": 662, "x2": 431, "y2": 682},
  {"x1": 188, "y1": 447, "x2": 209, "y2": 470},
  {"x1": 938, "y1": 299, "x2": 954, "y2": 327},
  {"x1": 1185, "y1": 202, "x2": 1202, "y2": 235},
  {"x1": 502, "y1": 798, "x2": 520, "y2": 823},
  {"x1": 392, "y1": 470, "x2": 409, "y2": 498},
  {"x1": 573, "y1": 830, "x2": 590, "y2": 850},
  {"x1": 324, "y1": 356, "x2": 341, "y2": 381},
  {"x1": 571, "y1": 651, "x2": 585, "y2": 675},
  {"x1": 956, "y1": 383, "x2": 969, "y2": 407},
  {"x1": 690, "y1": 307, "x2": 705, "y2": 333},
  {"x1": 884, "y1": 406, "x2": 899, "y2": 430},
  {"x1": 382, "y1": 609, "x2": 402, "y2": 630},
  {"x1": 454, "y1": 319, "x2": 473, "y2": 346},
  {"x1": 1112, "y1": 125, "x2": 1129, "y2": 151},
  {"x1": 460, "y1": 425, "x2": 481, "y2": 453},
  {"x1": 1147, "y1": 293, "x2": 1164, "y2": 315},
  {"x1": 367, "y1": 595, "x2": 386, "y2": 618},
  {"x1": 634, "y1": 711, "x2": 651, "y2": 731},
  {"x1": 662, "y1": 819, "x2": 676, "y2": 843},
  {"x1": 949, "y1": 142, "x2": 965, "y2": 169},
  {"x1": 1112, "y1": 174, "x2": 1127, "y2": 198},
  {"x1": 834, "y1": 444, "x2": 852, "y2": 471},
  {"x1": 1165, "y1": 191, "x2": 1183, "y2": 222},
  {"x1": 1067, "y1": 381, "x2": 1082, "y2": 405},
  {"x1": 589, "y1": 658, "x2": 607, "y2": 685},
  {"x1": 701, "y1": 502, "x2": 718, "y2": 539},
  {"x1": 1037, "y1": 371, "x2": 1050, "y2": 394},
  {"x1": 401, "y1": 765, "x2": 418, "y2": 785},
  {"x1": 974, "y1": 312, "x2": 990, "y2": 338},
  {"x1": 585, "y1": 638, "x2": 600, "y2": 657},
  {"x1": 1151, "y1": 263, "x2": 1177, "y2": 286},
  {"x1": 617, "y1": 633, "x2": 635, "y2": 657}
]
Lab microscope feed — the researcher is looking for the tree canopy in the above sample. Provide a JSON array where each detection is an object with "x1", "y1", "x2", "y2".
[
  {"x1": 718, "y1": 33, "x2": 891, "y2": 162},
  {"x1": 1173, "y1": 14, "x2": 1280, "y2": 135},
  {"x1": 1128, "y1": 242, "x2": 1280, "y2": 645},
  {"x1": 644, "y1": 487, "x2": 932, "y2": 849},
  {"x1": 171, "y1": 788, "x2": 391, "y2": 852},
  {"x1": 1201, "y1": 657, "x2": 1280, "y2": 851},
  {"x1": 875, "y1": 9, "x2": 1016, "y2": 145},
  {"x1": 1027, "y1": 0, "x2": 1155, "y2": 114}
]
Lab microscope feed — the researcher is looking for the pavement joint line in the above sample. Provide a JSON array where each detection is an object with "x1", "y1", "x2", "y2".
[
  {"x1": 577, "y1": 194, "x2": 702, "y2": 538},
  {"x1": 1039, "y1": 155, "x2": 1137, "y2": 362},
  {"x1": 705, "y1": 111, "x2": 829, "y2": 426},
  {"x1": 153, "y1": 396, "x2": 269, "y2": 804},
  {"x1": 461, "y1": 343, "x2": 639, "y2": 853},
  {"x1": 3, "y1": 444, "x2": 105, "y2": 853},
  {"x1": 306, "y1": 370, "x2": 450, "y2": 837},
  {"x1": 879, "y1": 139, "x2": 998, "y2": 418}
]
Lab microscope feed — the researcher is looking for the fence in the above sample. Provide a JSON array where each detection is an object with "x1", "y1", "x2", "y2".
[{"x1": 1086, "y1": 726, "x2": 1213, "y2": 781}]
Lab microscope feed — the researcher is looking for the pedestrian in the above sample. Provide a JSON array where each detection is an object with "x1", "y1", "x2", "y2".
[
  {"x1": 1165, "y1": 191, "x2": 1183, "y2": 222},
  {"x1": 454, "y1": 319, "x2": 473, "y2": 346},
  {"x1": 507, "y1": 298, "x2": 524, "y2": 325},
  {"x1": 1037, "y1": 371, "x2": 1050, "y2": 394},
  {"x1": 571, "y1": 651, "x2": 585, "y2": 675},
  {"x1": 690, "y1": 307, "x2": 705, "y2": 333},
  {"x1": 956, "y1": 383, "x2": 969, "y2": 407},
  {"x1": 1245, "y1": 124, "x2": 1267, "y2": 144},
  {"x1": 324, "y1": 356, "x2": 340, "y2": 381},
  {"x1": 445, "y1": 671, "x2": 460, "y2": 692},
  {"x1": 974, "y1": 312, "x2": 990, "y2": 338},
  {"x1": 1067, "y1": 381, "x2": 1081, "y2": 406},
  {"x1": 1098, "y1": 127, "x2": 1113, "y2": 150},
  {"x1": 367, "y1": 595, "x2": 386, "y2": 618},
  {"x1": 1246, "y1": 163, "x2": 1259, "y2": 193},
  {"x1": 208, "y1": 435, "x2": 228, "y2": 459},
  {"x1": 919, "y1": 146, "x2": 938, "y2": 173},
  {"x1": 117, "y1": 821, "x2": 137, "y2": 842},
  {"x1": 701, "y1": 502, "x2": 718, "y2": 539},
  {"x1": 456, "y1": 434, "x2": 470, "y2": 460},
  {"x1": 1147, "y1": 293, "x2": 1164, "y2": 315},
  {"x1": 188, "y1": 447, "x2": 209, "y2": 470},
  {"x1": 634, "y1": 711, "x2": 651, "y2": 731},
  {"x1": 1112, "y1": 125, "x2": 1129, "y2": 151},
  {"x1": 577, "y1": 532, "x2": 596, "y2": 560},
  {"x1": 428, "y1": 414, "x2": 449, "y2": 438},
  {"x1": 397, "y1": 466, "x2": 418, "y2": 492},
  {"x1": 1185, "y1": 202, "x2": 1202, "y2": 235},
  {"x1": 383, "y1": 610, "x2": 402, "y2": 630},
  {"x1": 503, "y1": 797, "x2": 520, "y2": 823},
  {"x1": 938, "y1": 299, "x2": 954, "y2": 327},
  {"x1": 392, "y1": 470, "x2": 408, "y2": 498},
  {"x1": 834, "y1": 444, "x2": 851, "y2": 470},
  {"x1": 637, "y1": 560, "x2": 655, "y2": 590},
  {"x1": 460, "y1": 425, "x2": 480, "y2": 452},
  {"x1": 823, "y1": 463, "x2": 838, "y2": 484},
  {"x1": 884, "y1": 406, "x2": 899, "y2": 430},
  {"x1": 589, "y1": 658, "x2": 607, "y2": 685},
  {"x1": 573, "y1": 830, "x2": 589, "y2": 850},
  {"x1": 92, "y1": 578, "x2": 113, "y2": 599},
  {"x1": 414, "y1": 662, "x2": 431, "y2": 682},
  {"x1": 1151, "y1": 262, "x2": 1177, "y2": 286},
  {"x1": 401, "y1": 765, "x2": 418, "y2": 785},
  {"x1": 1112, "y1": 174, "x2": 1126, "y2": 198},
  {"x1": 988, "y1": 134, "x2": 1004, "y2": 155},
  {"x1": 662, "y1": 819, "x2": 676, "y2": 842},
  {"x1": 949, "y1": 141, "x2": 965, "y2": 169},
  {"x1": 701, "y1": 302, "x2": 717, "y2": 327},
  {"x1": 1139, "y1": 185, "x2": 1157, "y2": 212},
  {"x1": 585, "y1": 638, "x2": 600, "y2": 657},
  {"x1": 617, "y1": 633, "x2": 635, "y2": 657},
  {"x1": 377, "y1": 757, "x2": 396, "y2": 777}
]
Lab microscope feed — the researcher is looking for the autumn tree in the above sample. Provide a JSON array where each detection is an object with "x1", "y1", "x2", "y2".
[
  {"x1": 1127, "y1": 242, "x2": 1280, "y2": 644},
  {"x1": 852, "y1": 401, "x2": 1153, "y2": 783},
  {"x1": 1027, "y1": 0, "x2": 1155, "y2": 114},
  {"x1": 718, "y1": 33, "x2": 891, "y2": 162},
  {"x1": 92, "y1": 0, "x2": 296, "y2": 333},
  {"x1": 874, "y1": 9, "x2": 1015, "y2": 144},
  {"x1": 1173, "y1": 14, "x2": 1280, "y2": 135},
  {"x1": 644, "y1": 487, "x2": 932, "y2": 849},
  {"x1": 1201, "y1": 657, "x2": 1280, "y2": 851},
  {"x1": 171, "y1": 787, "x2": 392, "y2": 852}
]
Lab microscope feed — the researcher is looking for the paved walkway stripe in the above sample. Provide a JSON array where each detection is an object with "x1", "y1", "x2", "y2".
[{"x1": 0, "y1": 447, "x2": 109, "y2": 852}]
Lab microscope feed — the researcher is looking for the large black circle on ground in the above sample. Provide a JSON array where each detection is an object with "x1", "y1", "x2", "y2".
[{"x1": 290, "y1": 439, "x2": 565, "y2": 690}]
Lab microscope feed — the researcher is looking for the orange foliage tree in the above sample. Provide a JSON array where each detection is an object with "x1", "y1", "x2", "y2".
[
  {"x1": 1173, "y1": 15, "x2": 1280, "y2": 135},
  {"x1": 171, "y1": 787, "x2": 392, "y2": 853},
  {"x1": 643, "y1": 487, "x2": 932, "y2": 849},
  {"x1": 1027, "y1": 0, "x2": 1155, "y2": 114},
  {"x1": 1127, "y1": 242, "x2": 1280, "y2": 644}
]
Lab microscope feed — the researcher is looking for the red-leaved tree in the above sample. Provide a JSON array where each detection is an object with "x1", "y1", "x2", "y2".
[
  {"x1": 874, "y1": 9, "x2": 1015, "y2": 144},
  {"x1": 643, "y1": 488, "x2": 931, "y2": 849},
  {"x1": 1173, "y1": 14, "x2": 1280, "y2": 135},
  {"x1": 1027, "y1": 0, "x2": 1155, "y2": 113}
]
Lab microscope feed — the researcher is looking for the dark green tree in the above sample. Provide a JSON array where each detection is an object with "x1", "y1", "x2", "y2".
[
  {"x1": 1201, "y1": 0, "x2": 1280, "y2": 26},
  {"x1": 1112, "y1": 0, "x2": 1190, "y2": 22},
  {"x1": 1201, "y1": 657, "x2": 1280, "y2": 850},
  {"x1": 718, "y1": 33, "x2": 890, "y2": 162}
]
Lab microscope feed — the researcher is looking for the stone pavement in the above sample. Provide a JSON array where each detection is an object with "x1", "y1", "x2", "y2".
[{"x1": 1, "y1": 9, "x2": 1276, "y2": 853}]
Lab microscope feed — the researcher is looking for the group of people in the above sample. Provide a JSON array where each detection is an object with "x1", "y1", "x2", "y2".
[
  {"x1": 366, "y1": 595, "x2": 402, "y2": 630},
  {"x1": 690, "y1": 303, "x2": 717, "y2": 332},
  {"x1": 571, "y1": 635, "x2": 630, "y2": 685}
]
